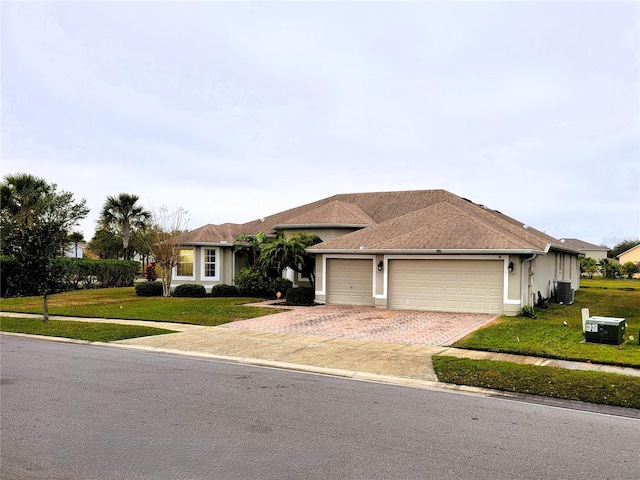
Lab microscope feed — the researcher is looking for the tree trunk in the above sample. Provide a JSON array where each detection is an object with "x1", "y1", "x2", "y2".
[
  {"x1": 163, "y1": 269, "x2": 172, "y2": 297},
  {"x1": 42, "y1": 293, "x2": 49, "y2": 323}
]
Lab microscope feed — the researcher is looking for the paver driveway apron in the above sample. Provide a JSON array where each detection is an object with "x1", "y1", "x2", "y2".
[{"x1": 224, "y1": 304, "x2": 497, "y2": 347}]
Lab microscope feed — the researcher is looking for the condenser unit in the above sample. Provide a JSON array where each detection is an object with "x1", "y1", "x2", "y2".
[{"x1": 556, "y1": 280, "x2": 574, "y2": 304}]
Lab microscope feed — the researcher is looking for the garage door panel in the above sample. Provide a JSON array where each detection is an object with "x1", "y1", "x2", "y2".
[
  {"x1": 389, "y1": 260, "x2": 503, "y2": 314},
  {"x1": 327, "y1": 259, "x2": 374, "y2": 306}
]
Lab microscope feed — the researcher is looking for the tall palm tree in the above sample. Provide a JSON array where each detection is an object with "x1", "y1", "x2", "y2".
[
  {"x1": 100, "y1": 193, "x2": 150, "y2": 260},
  {"x1": 0, "y1": 173, "x2": 51, "y2": 230}
]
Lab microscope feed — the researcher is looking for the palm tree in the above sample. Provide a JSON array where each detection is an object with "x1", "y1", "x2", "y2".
[
  {"x1": 67, "y1": 231, "x2": 84, "y2": 258},
  {"x1": 100, "y1": 193, "x2": 150, "y2": 260},
  {"x1": 0, "y1": 173, "x2": 51, "y2": 230},
  {"x1": 234, "y1": 232, "x2": 269, "y2": 269},
  {"x1": 258, "y1": 233, "x2": 321, "y2": 291}
]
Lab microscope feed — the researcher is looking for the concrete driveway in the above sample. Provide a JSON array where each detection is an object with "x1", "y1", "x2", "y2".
[{"x1": 223, "y1": 303, "x2": 498, "y2": 347}]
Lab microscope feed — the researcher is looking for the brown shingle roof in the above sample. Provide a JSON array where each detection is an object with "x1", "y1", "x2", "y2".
[
  {"x1": 172, "y1": 223, "x2": 248, "y2": 244},
  {"x1": 275, "y1": 200, "x2": 376, "y2": 227},
  {"x1": 175, "y1": 189, "x2": 574, "y2": 253},
  {"x1": 309, "y1": 202, "x2": 539, "y2": 251},
  {"x1": 558, "y1": 238, "x2": 608, "y2": 251},
  {"x1": 242, "y1": 189, "x2": 455, "y2": 235}
]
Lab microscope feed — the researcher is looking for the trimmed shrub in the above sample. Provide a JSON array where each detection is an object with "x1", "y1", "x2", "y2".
[
  {"x1": 286, "y1": 286, "x2": 315, "y2": 306},
  {"x1": 235, "y1": 268, "x2": 272, "y2": 298},
  {"x1": 173, "y1": 283, "x2": 207, "y2": 298},
  {"x1": 210, "y1": 284, "x2": 239, "y2": 297},
  {"x1": 235, "y1": 268, "x2": 296, "y2": 299},
  {"x1": 270, "y1": 277, "x2": 293, "y2": 299},
  {"x1": 135, "y1": 281, "x2": 164, "y2": 297}
]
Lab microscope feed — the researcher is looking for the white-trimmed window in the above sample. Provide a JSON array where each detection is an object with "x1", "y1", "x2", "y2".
[
  {"x1": 201, "y1": 247, "x2": 219, "y2": 281},
  {"x1": 175, "y1": 248, "x2": 195, "y2": 279}
]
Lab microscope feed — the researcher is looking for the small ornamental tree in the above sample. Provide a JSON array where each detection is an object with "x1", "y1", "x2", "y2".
[
  {"x1": 598, "y1": 258, "x2": 621, "y2": 279},
  {"x1": 579, "y1": 257, "x2": 598, "y2": 279},
  {"x1": 140, "y1": 206, "x2": 189, "y2": 297},
  {"x1": 144, "y1": 261, "x2": 158, "y2": 281},
  {"x1": 620, "y1": 261, "x2": 640, "y2": 279}
]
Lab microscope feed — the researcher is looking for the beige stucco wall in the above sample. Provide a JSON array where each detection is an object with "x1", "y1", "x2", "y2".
[
  {"x1": 506, "y1": 255, "x2": 521, "y2": 301},
  {"x1": 582, "y1": 249, "x2": 608, "y2": 261},
  {"x1": 171, "y1": 245, "x2": 239, "y2": 292},
  {"x1": 521, "y1": 251, "x2": 580, "y2": 307},
  {"x1": 314, "y1": 254, "x2": 326, "y2": 303},
  {"x1": 619, "y1": 245, "x2": 640, "y2": 264}
]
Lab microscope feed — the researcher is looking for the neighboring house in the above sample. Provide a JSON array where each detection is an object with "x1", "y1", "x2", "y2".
[
  {"x1": 617, "y1": 244, "x2": 640, "y2": 276},
  {"x1": 64, "y1": 241, "x2": 85, "y2": 259},
  {"x1": 171, "y1": 189, "x2": 581, "y2": 316},
  {"x1": 558, "y1": 238, "x2": 609, "y2": 261}
]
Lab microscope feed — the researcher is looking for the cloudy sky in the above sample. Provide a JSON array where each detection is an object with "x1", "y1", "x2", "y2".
[{"x1": 2, "y1": 1, "x2": 638, "y2": 247}]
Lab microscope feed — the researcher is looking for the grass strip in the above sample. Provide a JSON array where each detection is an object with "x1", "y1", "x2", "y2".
[
  {"x1": 433, "y1": 356, "x2": 640, "y2": 409},
  {"x1": 454, "y1": 287, "x2": 640, "y2": 367},
  {"x1": 0, "y1": 317, "x2": 176, "y2": 342}
]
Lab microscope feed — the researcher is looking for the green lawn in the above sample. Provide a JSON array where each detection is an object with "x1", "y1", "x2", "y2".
[
  {"x1": 432, "y1": 356, "x2": 640, "y2": 409},
  {"x1": 454, "y1": 285, "x2": 640, "y2": 367},
  {"x1": 0, "y1": 287, "x2": 289, "y2": 326},
  {"x1": 0, "y1": 316, "x2": 175, "y2": 342},
  {"x1": 580, "y1": 278, "x2": 639, "y2": 290}
]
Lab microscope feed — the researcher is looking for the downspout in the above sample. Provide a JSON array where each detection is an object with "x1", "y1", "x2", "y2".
[
  {"x1": 232, "y1": 249, "x2": 236, "y2": 286},
  {"x1": 521, "y1": 254, "x2": 537, "y2": 307}
]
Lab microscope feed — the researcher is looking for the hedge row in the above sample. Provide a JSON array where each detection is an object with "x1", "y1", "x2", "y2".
[
  {"x1": 134, "y1": 283, "x2": 239, "y2": 298},
  {"x1": 134, "y1": 281, "x2": 312, "y2": 303},
  {"x1": 0, "y1": 257, "x2": 140, "y2": 297}
]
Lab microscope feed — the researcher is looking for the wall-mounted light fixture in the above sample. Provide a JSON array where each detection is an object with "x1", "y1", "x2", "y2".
[
  {"x1": 508, "y1": 262, "x2": 514, "y2": 273},
  {"x1": 378, "y1": 261, "x2": 384, "y2": 271}
]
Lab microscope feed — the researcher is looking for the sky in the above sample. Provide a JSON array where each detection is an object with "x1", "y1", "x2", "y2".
[{"x1": 2, "y1": 1, "x2": 639, "y2": 248}]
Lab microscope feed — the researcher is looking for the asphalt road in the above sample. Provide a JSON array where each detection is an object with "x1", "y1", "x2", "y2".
[{"x1": 1, "y1": 335, "x2": 638, "y2": 480}]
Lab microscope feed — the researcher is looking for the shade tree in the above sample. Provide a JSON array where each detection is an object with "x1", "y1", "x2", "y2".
[{"x1": 0, "y1": 173, "x2": 89, "y2": 321}]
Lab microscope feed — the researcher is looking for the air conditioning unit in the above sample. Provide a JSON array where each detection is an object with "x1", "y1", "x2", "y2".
[{"x1": 556, "y1": 280, "x2": 574, "y2": 304}]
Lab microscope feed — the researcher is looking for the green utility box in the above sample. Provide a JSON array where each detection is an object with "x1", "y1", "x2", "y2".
[{"x1": 584, "y1": 316, "x2": 625, "y2": 345}]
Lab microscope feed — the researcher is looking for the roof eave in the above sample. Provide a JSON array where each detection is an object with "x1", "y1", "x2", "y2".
[
  {"x1": 307, "y1": 248, "x2": 547, "y2": 255},
  {"x1": 545, "y1": 243, "x2": 583, "y2": 255}
]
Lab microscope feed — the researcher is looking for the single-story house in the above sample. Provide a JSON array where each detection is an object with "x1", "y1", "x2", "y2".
[
  {"x1": 617, "y1": 244, "x2": 640, "y2": 270},
  {"x1": 170, "y1": 189, "x2": 581, "y2": 316},
  {"x1": 558, "y1": 238, "x2": 609, "y2": 261}
]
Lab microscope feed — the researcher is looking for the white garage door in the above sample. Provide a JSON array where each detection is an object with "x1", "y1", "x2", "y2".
[
  {"x1": 388, "y1": 259, "x2": 503, "y2": 314},
  {"x1": 327, "y1": 259, "x2": 374, "y2": 306}
]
